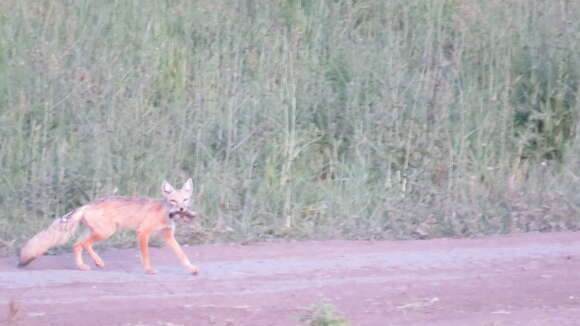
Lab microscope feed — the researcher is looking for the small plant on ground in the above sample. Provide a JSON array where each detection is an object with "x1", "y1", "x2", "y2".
[{"x1": 299, "y1": 300, "x2": 350, "y2": 326}]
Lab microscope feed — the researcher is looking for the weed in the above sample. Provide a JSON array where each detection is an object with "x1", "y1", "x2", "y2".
[{"x1": 299, "y1": 300, "x2": 350, "y2": 326}]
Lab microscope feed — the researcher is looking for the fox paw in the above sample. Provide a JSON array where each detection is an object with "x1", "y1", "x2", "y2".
[
  {"x1": 189, "y1": 266, "x2": 200, "y2": 275},
  {"x1": 94, "y1": 260, "x2": 105, "y2": 268},
  {"x1": 145, "y1": 268, "x2": 158, "y2": 275},
  {"x1": 77, "y1": 264, "x2": 91, "y2": 271}
]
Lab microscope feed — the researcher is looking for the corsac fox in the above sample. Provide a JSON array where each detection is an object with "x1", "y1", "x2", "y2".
[{"x1": 18, "y1": 179, "x2": 200, "y2": 275}]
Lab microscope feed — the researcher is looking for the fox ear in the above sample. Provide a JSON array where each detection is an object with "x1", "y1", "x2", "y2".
[
  {"x1": 161, "y1": 180, "x2": 176, "y2": 195},
  {"x1": 182, "y1": 178, "x2": 193, "y2": 193}
]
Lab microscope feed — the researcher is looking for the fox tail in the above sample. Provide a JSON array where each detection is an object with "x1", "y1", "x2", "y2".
[{"x1": 18, "y1": 207, "x2": 85, "y2": 267}]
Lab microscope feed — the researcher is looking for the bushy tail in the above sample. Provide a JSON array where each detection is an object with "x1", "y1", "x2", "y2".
[{"x1": 18, "y1": 207, "x2": 84, "y2": 267}]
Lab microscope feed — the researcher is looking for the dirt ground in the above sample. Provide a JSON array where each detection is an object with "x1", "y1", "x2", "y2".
[{"x1": 1, "y1": 232, "x2": 580, "y2": 326}]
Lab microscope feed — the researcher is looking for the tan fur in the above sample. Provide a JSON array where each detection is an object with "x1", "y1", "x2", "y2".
[{"x1": 18, "y1": 179, "x2": 199, "y2": 275}]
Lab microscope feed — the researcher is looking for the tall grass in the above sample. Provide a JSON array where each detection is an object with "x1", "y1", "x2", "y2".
[{"x1": 1, "y1": 0, "x2": 580, "y2": 251}]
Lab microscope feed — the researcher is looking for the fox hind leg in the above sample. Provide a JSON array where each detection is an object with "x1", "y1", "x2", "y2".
[
  {"x1": 74, "y1": 230, "x2": 112, "y2": 270},
  {"x1": 73, "y1": 231, "x2": 91, "y2": 271},
  {"x1": 84, "y1": 233, "x2": 109, "y2": 268}
]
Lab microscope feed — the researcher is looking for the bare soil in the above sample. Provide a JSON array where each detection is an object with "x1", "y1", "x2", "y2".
[{"x1": 1, "y1": 232, "x2": 580, "y2": 326}]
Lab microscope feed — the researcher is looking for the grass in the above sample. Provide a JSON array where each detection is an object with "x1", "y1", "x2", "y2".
[
  {"x1": 299, "y1": 300, "x2": 350, "y2": 326},
  {"x1": 1, "y1": 0, "x2": 580, "y2": 253}
]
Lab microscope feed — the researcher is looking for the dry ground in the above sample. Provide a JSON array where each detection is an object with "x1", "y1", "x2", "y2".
[{"x1": 2, "y1": 232, "x2": 580, "y2": 325}]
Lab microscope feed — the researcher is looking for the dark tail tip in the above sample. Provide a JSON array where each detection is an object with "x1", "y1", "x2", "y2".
[
  {"x1": 17, "y1": 254, "x2": 34, "y2": 268},
  {"x1": 17, "y1": 258, "x2": 34, "y2": 268}
]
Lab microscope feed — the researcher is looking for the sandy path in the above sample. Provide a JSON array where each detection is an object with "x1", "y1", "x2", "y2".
[{"x1": 1, "y1": 232, "x2": 580, "y2": 325}]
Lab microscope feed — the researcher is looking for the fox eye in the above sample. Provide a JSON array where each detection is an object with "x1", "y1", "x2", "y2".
[
  {"x1": 170, "y1": 200, "x2": 177, "y2": 205},
  {"x1": 183, "y1": 199, "x2": 188, "y2": 203}
]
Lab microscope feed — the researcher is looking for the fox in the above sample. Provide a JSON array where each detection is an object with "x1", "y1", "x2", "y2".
[{"x1": 18, "y1": 179, "x2": 200, "y2": 275}]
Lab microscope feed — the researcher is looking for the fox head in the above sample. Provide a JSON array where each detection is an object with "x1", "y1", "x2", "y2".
[{"x1": 162, "y1": 178, "x2": 198, "y2": 220}]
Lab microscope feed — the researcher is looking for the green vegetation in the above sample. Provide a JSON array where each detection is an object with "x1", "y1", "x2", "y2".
[
  {"x1": 1, "y1": 0, "x2": 580, "y2": 251},
  {"x1": 299, "y1": 300, "x2": 350, "y2": 326}
]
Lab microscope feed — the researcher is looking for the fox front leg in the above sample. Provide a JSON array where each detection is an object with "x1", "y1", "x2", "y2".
[
  {"x1": 137, "y1": 231, "x2": 157, "y2": 275},
  {"x1": 162, "y1": 227, "x2": 199, "y2": 275}
]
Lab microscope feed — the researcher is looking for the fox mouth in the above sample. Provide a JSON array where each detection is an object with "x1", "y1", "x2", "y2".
[{"x1": 169, "y1": 209, "x2": 199, "y2": 222}]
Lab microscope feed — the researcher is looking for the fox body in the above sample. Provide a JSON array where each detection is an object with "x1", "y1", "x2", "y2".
[{"x1": 18, "y1": 179, "x2": 199, "y2": 275}]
